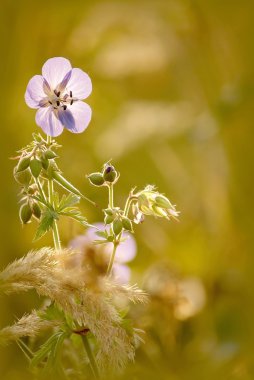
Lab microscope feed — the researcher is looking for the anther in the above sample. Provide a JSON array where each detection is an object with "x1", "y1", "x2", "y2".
[
  {"x1": 56, "y1": 101, "x2": 60, "y2": 106},
  {"x1": 48, "y1": 101, "x2": 52, "y2": 105},
  {"x1": 63, "y1": 105, "x2": 67, "y2": 111},
  {"x1": 70, "y1": 99, "x2": 74, "y2": 105},
  {"x1": 70, "y1": 91, "x2": 72, "y2": 97}
]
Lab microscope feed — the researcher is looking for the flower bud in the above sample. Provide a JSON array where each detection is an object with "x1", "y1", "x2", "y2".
[
  {"x1": 41, "y1": 157, "x2": 49, "y2": 170},
  {"x1": 16, "y1": 156, "x2": 31, "y2": 172},
  {"x1": 19, "y1": 203, "x2": 32, "y2": 224},
  {"x1": 104, "y1": 208, "x2": 114, "y2": 216},
  {"x1": 113, "y1": 219, "x2": 123, "y2": 236},
  {"x1": 13, "y1": 167, "x2": 31, "y2": 186},
  {"x1": 32, "y1": 202, "x2": 41, "y2": 220},
  {"x1": 155, "y1": 195, "x2": 172, "y2": 209},
  {"x1": 87, "y1": 172, "x2": 105, "y2": 187},
  {"x1": 104, "y1": 214, "x2": 114, "y2": 225},
  {"x1": 103, "y1": 165, "x2": 117, "y2": 183},
  {"x1": 44, "y1": 150, "x2": 58, "y2": 159},
  {"x1": 122, "y1": 217, "x2": 133, "y2": 232},
  {"x1": 30, "y1": 158, "x2": 42, "y2": 178}
]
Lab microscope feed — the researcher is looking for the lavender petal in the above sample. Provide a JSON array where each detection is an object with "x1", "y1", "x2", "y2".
[
  {"x1": 25, "y1": 75, "x2": 47, "y2": 109},
  {"x1": 58, "y1": 101, "x2": 92, "y2": 133},
  {"x1": 42, "y1": 57, "x2": 72, "y2": 90},
  {"x1": 66, "y1": 68, "x2": 92, "y2": 99},
  {"x1": 35, "y1": 107, "x2": 64, "y2": 137}
]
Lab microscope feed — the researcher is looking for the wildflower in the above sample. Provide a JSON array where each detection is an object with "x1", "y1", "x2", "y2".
[
  {"x1": 69, "y1": 223, "x2": 137, "y2": 284},
  {"x1": 132, "y1": 185, "x2": 179, "y2": 224},
  {"x1": 25, "y1": 57, "x2": 92, "y2": 137}
]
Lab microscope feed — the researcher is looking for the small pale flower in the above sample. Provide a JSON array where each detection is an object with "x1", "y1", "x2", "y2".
[
  {"x1": 25, "y1": 57, "x2": 92, "y2": 137},
  {"x1": 132, "y1": 185, "x2": 179, "y2": 223}
]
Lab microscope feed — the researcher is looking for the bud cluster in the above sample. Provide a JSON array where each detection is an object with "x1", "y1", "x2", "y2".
[
  {"x1": 104, "y1": 207, "x2": 133, "y2": 236},
  {"x1": 132, "y1": 185, "x2": 179, "y2": 224},
  {"x1": 18, "y1": 184, "x2": 42, "y2": 224},
  {"x1": 87, "y1": 162, "x2": 119, "y2": 187},
  {"x1": 13, "y1": 133, "x2": 59, "y2": 187}
]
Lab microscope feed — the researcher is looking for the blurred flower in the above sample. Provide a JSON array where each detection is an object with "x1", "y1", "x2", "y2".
[
  {"x1": 69, "y1": 223, "x2": 137, "y2": 284},
  {"x1": 144, "y1": 265, "x2": 206, "y2": 320},
  {"x1": 174, "y1": 277, "x2": 206, "y2": 320},
  {"x1": 25, "y1": 57, "x2": 92, "y2": 137},
  {"x1": 132, "y1": 185, "x2": 179, "y2": 224}
]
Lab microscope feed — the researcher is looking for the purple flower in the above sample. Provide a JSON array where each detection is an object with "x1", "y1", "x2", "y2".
[{"x1": 25, "y1": 57, "x2": 92, "y2": 137}]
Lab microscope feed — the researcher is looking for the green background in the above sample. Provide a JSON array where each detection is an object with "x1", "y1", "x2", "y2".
[{"x1": 0, "y1": 0, "x2": 254, "y2": 379}]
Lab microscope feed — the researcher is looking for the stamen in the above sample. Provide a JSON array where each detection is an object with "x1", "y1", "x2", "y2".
[
  {"x1": 56, "y1": 101, "x2": 60, "y2": 106},
  {"x1": 70, "y1": 91, "x2": 72, "y2": 97},
  {"x1": 70, "y1": 99, "x2": 74, "y2": 105},
  {"x1": 54, "y1": 90, "x2": 61, "y2": 97},
  {"x1": 63, "y1": 105, "x2": 67, "y2": 111},
  {"x1": 48, "y1": 101, "x2": 52, "y2": 105}
]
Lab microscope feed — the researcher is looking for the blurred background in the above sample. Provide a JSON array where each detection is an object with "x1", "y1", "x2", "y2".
[{"x1": 1, "y1": 0, "x2": 254, "y2": 379}]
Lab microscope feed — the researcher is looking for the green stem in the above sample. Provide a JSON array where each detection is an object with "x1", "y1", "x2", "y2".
[
  {"x1": 81, "y1": 335, "x2": 100, "y2": 379},
  {"x1": 106, "y1": 192, "x2": 135, "y2": 276},
  {"x1": 108, "y1": 183, "x2": 114, "y2": 208},
  {"x1": 48, "y1": 178, "x2": 61, "y2": 250},
  {"x1": 106, "y1": 242, "x2": 119, "y2": 276}
]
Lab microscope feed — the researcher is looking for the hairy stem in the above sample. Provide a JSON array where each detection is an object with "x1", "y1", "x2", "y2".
[
  {"x1": 108, "y1": 183, "x2": 114, "y2": 208},
  {"x1": 48, "y1": 178, "x2": 61, "y2": 250},
  {"x1": 106, "y1": 242, "x2": 119, "y2": 276},
  {"x1": 81, "y1": 335, "x2": 100, "y2": 379},
  {"x1": 46, "y1": 135, "x2": 61, "y2": 251}
]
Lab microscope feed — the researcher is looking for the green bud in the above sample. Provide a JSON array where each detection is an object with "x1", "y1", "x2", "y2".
[
  {"x1": 41, "y1": 157, "x2": 49, "y2": 170},
  {"x1": 19, "y1": 203, "x2": 32, "y2": 224},
  {"x1": 104, "y1": 208, "x2": 114, "y2": 216},
  {"x1": 32, "y1": 202, "x2": 41, "y2": 219},
  {"x1": 44, "y1": 150, "x2": 58, "y2": 159},
  {"x1": 17, "y1": 156, "x2": 31, "y2": 172},
  {"x1": 103, "y1": 165, "x2": 117, "y2": 183},
  {"x1": 30, "y1": 158, "x2": 42, "y2": 178},
  {"x1": 122, "y1": 217, "x2": 133, "y2": 231},
  {"x1": 113, "y1": 219, "x2": 123, "y2": 236},
  {"x1": 107, "y1": 235, "x2": 114, "y2": 242},
  {"x1": 104, "y1": 214, "x2": 114, "y2": 224},
  {"x1": 13, "y1": 166, "x2": 31, "y2": 186},
  {"x1": 155, "y1": 195, "x2": 172, "y2": 209},
  {"x1": 87, "y1": 172, "x2": 105, "y2": 186}
]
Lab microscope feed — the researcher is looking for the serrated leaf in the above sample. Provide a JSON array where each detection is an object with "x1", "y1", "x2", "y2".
[
  {"x1": 30, "y1": 330, "x2": 68, "y2": 368},
  {"x1": 33, "y1": 211, "x2": 54, "y2": 241},
  {"x1": 57, "y1": 193, "x2": 80, "y2": 212}
]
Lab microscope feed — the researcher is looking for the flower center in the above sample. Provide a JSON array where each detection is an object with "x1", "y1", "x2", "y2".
[{"x1": 48, "y1": 89, "x2": 75, "y2": 111}]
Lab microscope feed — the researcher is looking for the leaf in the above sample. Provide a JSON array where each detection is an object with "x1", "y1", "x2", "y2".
[
  {"x1": 57, "y1": 193, "x2": 80, "y2": 212},
  {"x1": 60, "y1": 207, "x2": 89, "y2": 227},
  {"x1": 95, "y1": 230, "x2": 108, "y2": 238},
  {"x1": 30, "y1": 330, "x2": 68, "y2": 368},
  {"x1": 33, "y1": 210, "x2": 55, "y2": 241},
  {"x1": 38, "y1": 303, "x2": 66, "y2": 323}
]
